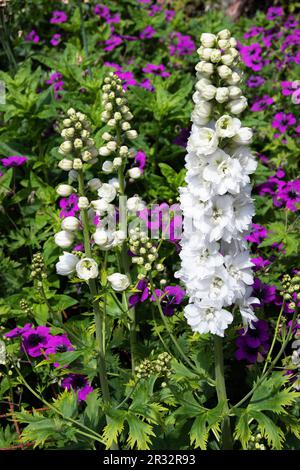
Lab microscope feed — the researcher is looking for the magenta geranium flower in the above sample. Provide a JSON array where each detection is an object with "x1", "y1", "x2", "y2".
[
  {"x1": 50, "y1": 34, "x2": 61, "y2": 47},
  {"x1": 243, "y1": 26, "x2": 264, "y2": 39},
  {"x1": 252, "y1": 278, "x2": 276, "y2": 306},
  {"x1": 169, "y1": 32, "x2": 195, "y2": 56},
  {"x1": 61, "y1": 374, "x2": 93, "y2": 402},
  {"x1": 59, "y1": 194, "x2": 79, "y2": 218},
  {"x1": 246, "y1": 75, "x2": 265, "y2": 88},
  {"x1": 251, "y1": 257, "x2": 271, "y2": 271},
  {"x1": 281, "y1": 81, "x2": 300, "y2": 96},
  {"x1": 235, "y1": 320, "x2": 269, "y2": 364},
  {"x1": 244, "y1": 223, "x2": 268, "y2": 245},
  {"x1": 274, "y1": 180, "x2": 300, "y2": 211},
  {"x1": 142, "y1": 63, "x2": 170, "y2": 78},
  {"x1": 1, "y1": 156, "x2": 27, "y2": 167},
  {"x1": 104, "y1": 35, "x2": 122, "y2": 51},
  {"x1": 50, "y1": 10, "x2": 68, "y2": 24},
  {"x1": 165, "y1": 10, "x2": 175, "y2": 22},
  {"x1": 129, "y1": 279, "x2": 149, "y2": 307},
  {"x1": 250, "y1": 95, "x2": 274, "y2": 112},
  {"x1": 4, "y1": 323, "x2": 32, "y2": 338},
  {"x1": 140, "y1": 25, "x2": 155, "y2": 39},
  {"x1": 22, "y1": 326, "x2": 51, "y2": 357},
  {"x1": 272, "y1": 112, "x2": 296, "y2": 133},
  {"x1": 266, "y1": 6, "x2": 284, "y2": 21},
  {"x1": 25, "y1": 30, "x2": 40, "y2": 43},
  {"x1": 94, "y1": 4, "x2": 120, "y2": 23},
  {"x1": 151, "y1": 285, "x2": 185, "y2": 316},
  {"x1": 134, "y1": 150, "x2": 147, "y2": 173},
  {"x1": 139, "y1": 78, "x2": 154, "y2": 91}
]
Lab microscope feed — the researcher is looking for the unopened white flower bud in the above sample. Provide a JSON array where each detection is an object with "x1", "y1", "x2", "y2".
[
  {"x1": 215, "y1": 87, "x2": 229, "y2": 103},
  {"x1": 217, "y1": 29, "x2": 231, "y2": 40},
  {"x1": 210, "y1": 49, "x2": 222, "y2": 63},
  {"x1": 107, "y1": 119, "x2": 116, "y2": 127},
  {"x1": 78, "y1": 196, "x2": 89, "y2": 209},
  {"x1": 54, "y1": 230, "x2": 74, "y2": 248},
  {"x1": 221, "y1": 54, "x2": 235, "y2": 66},
  {"x1": 81, "y1": 129, "x2": 90, "y2": 140},
  {"x1": 59, "y1": 141, "x2": 73, "y2": 155},
  {"x1": 217, "y1": 65, "x2": 232, "y2": 79},
  {"x1": 107, "y1": 141, "x2": 117, "y2": 151},
  {"x1": 105, "y1": 102, "x2": 113, "y2": 111},
  {"x1": 102, "y1": 132, "x2": 112, "y2": 141},
  {"x1": 102, "y1": 160, "x2": 114, "y2": 174},
  {"x1": 124, "y1": 112, "x2": 133, "y2": 121},
  {"x1": 101, "y1": 111, "x2": 111, "y2": 121},
  {"x1": 61, "y1": 216, "x2": 80, "y2": 231},
  {"x1": 114, "y1": 112, "x2": 122, "y2": 121},
  {"x1": 82, "y1": 150, "x2": 92, "y2": 162},
  {"x1": 58, "y1": 159, "x2": 73, "y2": 171},
  {"x1": 107, "y1": 273, "x2": 130, "y2": 291},
  {"x1": 200, "y1": 33, "x2": 216, "y2": 48},
  {"x1": 229, "y1": 47, "x2": 239, "y2": 59},
  {"x1": 61, "y1": 128, "x2": 75, "y2": 139},
  {"x1": 229, "y1": 37, "x2": 237, "y2": 47},
  {"x1": 119, "y1": 146, "x2": 129, "y2": 157},
  {"x1": 98, "y1": 183, "x2": 116, "y2": 202},
  {"x1": 128, "y1": 167, "x2": 141, "y2": 179},
  {"x1": 228, "y1": 86, "x2": 242, "y2": 99},
  {"x1": 121, "y1": 122, "x2": 131, "y2": 131},
  {"x1": 76, "y1": 258, "x2": 99, "y2": 280},
  {"x1": 226, "y1": 71, "x2": 241, "y2": 85},
  {"x1": 67, "y1": 108, "x2": 76, "y2": 117},
  {"x1": 156, "y1": 263, "x2": 164, "y2": 271},
  {"x1": 227, "y1": 96, "x2": 248, "y2": 115},
  {"x1": 87, "y1": 178, "x2": 102, "y2": 191},
  {"x1": 200, "y1": 47, "x2": 213, "y2": 61},
  {"x1": 126, "y1": 130, "x2": 138, "y2": 140},
  {"x1": 201, "y1": 84, "x2": 217, "y2": 101},
  {"x1": 113, "y1": 157, "x2": 122, "y2": 168},
  {"x1": 56, "y1": 184, "x2": 74, "y2": 197},
  {"x1": 99, "y1": 146, "x2": 111, "y2": 157},
  {"x1": 93, "y1": 229, "x2": 109, "y2": 246},
  {"x1": 233, "y1": 127, "x2": 253, "y2": 145},
  {"x1": 218, "y1": 39, "x2": 230, "y2": 49},
  {"x1": 73, "y1": 158, "x2": 83, "y2": 170},
  {"x1": 108, "y1": 178, "x2": 120, "y2": 190},
  {"x1": 195, "y1": 61, "x2": 214, "y2": 76},
  {"x1": 73, "y1": 138, "x2": 83, "y2": 149},
  {"x1": 63, "y1": 118, "x2": 72, "y2": 127}
]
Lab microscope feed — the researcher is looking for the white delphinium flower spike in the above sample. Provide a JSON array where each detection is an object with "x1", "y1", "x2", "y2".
[{"x1": 176, "y1": 29, "x2": 257, "y2": 337}]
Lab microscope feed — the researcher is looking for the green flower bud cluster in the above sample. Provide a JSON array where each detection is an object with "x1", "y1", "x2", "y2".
[
  {"x1": 19, "y1": 299, "x2": 33, "y2": 316},
  {"x1": 58, "y1": 108, "x2": 98, "y2": 170},
  {"x1": 30, "y1": 252, "x2": 47, "y2": 280},
  {"x1": 281, "y1": 274, "x2": 300, "y2": 308},
  {"x1": 128, "y1": 227, "x2": 162, "y2": 277},
  {"x1": 135, "y1": 352, "x2": 172, "y2": 381},
  {"x1": 99, "y1": 73, "x2": 140, "y2": 176},
  {"x1": 247, "y1": 433, "x2": 266, "y2": 450}
]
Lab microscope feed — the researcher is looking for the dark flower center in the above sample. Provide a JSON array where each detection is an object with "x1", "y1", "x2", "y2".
[
  {"x1": 288, "y1": 190, "x2": 297, "y2": 199},
  {"x1": 27, "y1": 334, "x2": 44, "y2": 347},
  {"x1": 56, "y1": 344, "x2": 68, "y2": 353},
  {"x1": 71, "y1": 376, "x2": 86, "y2": 389}
]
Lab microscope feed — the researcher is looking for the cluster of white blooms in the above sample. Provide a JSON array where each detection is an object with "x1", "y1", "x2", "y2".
[
  {"x1": 176, "y1": 29, "x2": 259, "y2": 337},
  {"x1": 99, "y1": 72, "x2": 140, "y2": 178},
  {"x1": 58, "y1": 108, "x2": 98, "y2": 170}
]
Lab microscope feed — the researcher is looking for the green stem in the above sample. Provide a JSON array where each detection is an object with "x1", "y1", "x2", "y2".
[
  {"x1": 117, "y1": 132, "x2": 137, "y2": 373},
  {"x1": 262, "y1": 300, "x2": 286, "y2": 374},
  {"x1": 214, "y1": 335, "x2": 233, "y2": 450},
  {"x1": 78, "y1": 0, "x2": 92, "y2": 78},
  {"x1": 77, "y1": 170, "x2": 118, "y2": 449},
  {"x1": 149, "y1": 277, "x2": 214, "y2": 384}
]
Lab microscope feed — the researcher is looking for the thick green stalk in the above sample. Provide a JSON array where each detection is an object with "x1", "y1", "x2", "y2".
[
  {"x1": 77, "y1": 171, "x2": 118, "y2": 449},
  {"x1": 117, "y1": 138, "x2": 137, "y2": 372},
  {"x1": 214, "y1": 335, "x2": 233, "y2": 450}
]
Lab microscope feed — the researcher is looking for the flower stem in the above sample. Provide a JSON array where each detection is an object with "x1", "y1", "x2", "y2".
[
  {"x1": 77, "y1": 170, "x2": 118, "y2": 449},
  {"x1": 213, "y1": 335, "x2": 233, "y2": 450}
]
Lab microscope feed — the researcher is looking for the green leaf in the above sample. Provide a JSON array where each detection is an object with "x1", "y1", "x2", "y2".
[
  {"x1": 126, "y1": 413, "x2": 155, "y2": 450},
  {"x1": 102, "y1": 409, "x2": 126, "y2": 450},
  {"x1": 190, "y1": 402, "x2": 223, "y2": 450}
]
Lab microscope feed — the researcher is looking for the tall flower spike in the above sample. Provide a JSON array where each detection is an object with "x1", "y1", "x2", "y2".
[{"x1": 175, "y1": 29, "x2": 259, "y2": 337}]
